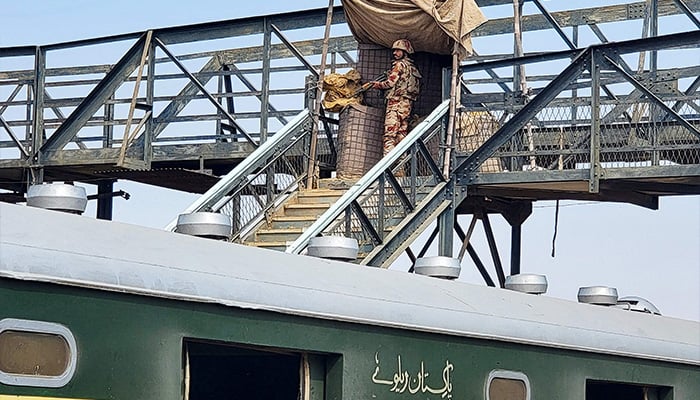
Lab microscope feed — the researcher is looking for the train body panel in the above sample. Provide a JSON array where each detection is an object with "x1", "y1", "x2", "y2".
[
  {"x1": 1, "y1": 202, "x2": 698, "y2": 399},
  {"x1": 2, "y1": 279, "x2": 698, "y2": 399}
]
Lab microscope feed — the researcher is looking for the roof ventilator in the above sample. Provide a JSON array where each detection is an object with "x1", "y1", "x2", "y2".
[
  {"x1": 175, "y1": 212, "x2": 232, "y2": 240},
  {"x1": 505, "y1": 274, "x2": 548, "y2": 294},
  {"x1": 26, "y1": 183, "x2": 87, "y2": 214},
  {"x1": 307, "y1": 236, "x2": 359, "y2": 261},
  {"x1": 577, "y1": 286, "x2": 618, "y2": 306},
  {"x1": 413, "y1": 256, "x2": 461, "y2": 280},
  {"x1": 616, "y1": 296, "x2": 662, "y2": 315}
]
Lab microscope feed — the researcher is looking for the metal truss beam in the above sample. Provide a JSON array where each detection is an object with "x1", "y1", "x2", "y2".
[
  {"x1": 154, "y1": 6, "x2": 346, "y2": 46},
  {"x1": 456, "y1": 49, "x2": 590, "y2": 192},
  {"x1": 672, "y1": 0, "x2": 700, "y2": 27},
  {"x1": 361, "y1": 183, "x2": 452, "y2": 268},
  {"x1": 601, "y1": 54, "x2": 700, "y2": 141},
  {"x1": 39, "y1": 34, "x2": 148, "y2": 154},
  {"x1": 153, "y1": 37, "x2": 255, "y2": 146},
  {"x1": 0, "y1": 116, "x2": 29, "y2": 158},
  {"x1": 455, "y1": 30, "x2": 700, "y2": 200},
  {"x1": 472, "y1": 0, "x2": 700, "y2": 38},
  {"x1": 224, "y1": 64, "x2": 288, "y2": 126},
  {"x1": 455, "y1": 218, "x2": 497, "y2": 287}
]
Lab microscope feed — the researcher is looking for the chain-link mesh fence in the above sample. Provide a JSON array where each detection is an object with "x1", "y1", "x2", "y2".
[{"x1": 458, "y1": 42, "x2": 700, "y2": 178}]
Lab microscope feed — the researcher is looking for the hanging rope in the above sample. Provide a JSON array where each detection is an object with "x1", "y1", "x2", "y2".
[{"x1": 551, "y1": 199, "x2": 560, "y2": 257}]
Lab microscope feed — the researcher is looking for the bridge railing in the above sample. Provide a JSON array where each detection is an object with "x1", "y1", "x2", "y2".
[
  {"x1": 165, "y1": 109, "x2": 315, "y2": 241},
  {"x1": 0, "y1": 7, "x2": 353, "y2": 169},
  {"x1": 457, "y1": 30, "x2": 700, "y2": 191},
  {"x1": 5, "y1": 2, "x2": 698, "y2": 168}
]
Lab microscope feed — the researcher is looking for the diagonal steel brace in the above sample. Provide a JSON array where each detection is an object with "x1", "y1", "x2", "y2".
[{"x1": 602, "y1": 54, "x2": 700, "y2": 141}]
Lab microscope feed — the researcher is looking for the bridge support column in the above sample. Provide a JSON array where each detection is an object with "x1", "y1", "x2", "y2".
[
  {"x1": 437, "y1": 205, "x2": 455, "y2": 257},
  {"x1": 96, "y1": 180, "x2": 116, "y2": 220},
  {"x1": 510, "y1": 224, "x2": 522, "y2": 275},
  {"x1": 502, "y1": 200, "x2": 533, "y2": 277},
  {"x1": 27, "y1": 167, "x2": 44, "y2": 186}
]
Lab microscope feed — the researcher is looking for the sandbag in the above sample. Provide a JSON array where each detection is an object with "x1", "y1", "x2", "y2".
[
  {"x1": 456, "y1": 111, "x2": 502, "y2": 172},
  {"x1": 322, "y1": 69, "x2": 363, "y2": 112}
]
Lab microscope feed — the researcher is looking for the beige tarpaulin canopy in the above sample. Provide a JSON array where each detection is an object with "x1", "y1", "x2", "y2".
[{"x1": 341, "y1": 0, "x2": 487, "y2": 57}]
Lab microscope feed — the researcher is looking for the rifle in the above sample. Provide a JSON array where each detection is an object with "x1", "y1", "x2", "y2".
[{"x1": 352, "y1": 72, "x2": 388, "y2": 97}]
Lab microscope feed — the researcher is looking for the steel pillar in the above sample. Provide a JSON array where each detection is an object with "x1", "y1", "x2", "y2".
[{"x1": 96, "y1": 180, "x2": 116, "y2": 220}]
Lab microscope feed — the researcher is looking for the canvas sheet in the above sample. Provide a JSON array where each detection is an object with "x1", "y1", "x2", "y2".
[{"x1": 341, "y1": 0, "x2": 487, "y2": 57}]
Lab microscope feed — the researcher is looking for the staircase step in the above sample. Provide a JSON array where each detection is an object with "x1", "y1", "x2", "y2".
[
  {"x1": 283, "y1": 203, "x2": 330, "y2": 217},
  {"x1": 296, "y1": 189, "x2": 344, "y2": 205},
  {"x1": 269, "y1": 216, "x2": 318, "y2": 229},
  {"x1": 318, "y1": 178, "x2": 357, "y2": 190},
  {"x1": 243, "y1": 241, "x2": 289, "y2": 252},
  {"x1": 254, "y1": 228, "x2": 305, "y2": 242}
]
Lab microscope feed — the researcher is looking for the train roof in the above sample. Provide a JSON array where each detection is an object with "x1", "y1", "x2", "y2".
[{"x1": 1, "y1": 202, "x2": 698, "y2": 366}]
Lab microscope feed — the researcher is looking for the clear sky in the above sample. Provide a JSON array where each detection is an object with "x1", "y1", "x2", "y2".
[{"x1": 1, "y1": 1, "x2": 698, "y2": 321}]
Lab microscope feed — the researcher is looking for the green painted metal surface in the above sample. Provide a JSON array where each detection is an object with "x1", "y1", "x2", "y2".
[{"x1": 1, "y1": 278, "x2": 698, "y2": 399}]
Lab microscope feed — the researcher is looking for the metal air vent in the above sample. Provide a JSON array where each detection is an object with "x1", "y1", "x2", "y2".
[
  {"x1": 26, "y1": 183, "x2": 87, "y2": 214},
  {"x1": 413, "y1": 256, "x2": 461, "y2": 280},
  {"x1": 577, "y1": 286, "x2": 618, "y2": 306},
  {"x1": 617, "y1": 296, "x2": 662, "y2": 315},
  {"x1": 307, "y1": 236, "x2": 359, "y2": 261},
  {"x1": 505, "y1": 274, "x2": 548, "y2": 294},
  {"x1": 175, "y1": 212, "x2": 232, "y2": 240}
]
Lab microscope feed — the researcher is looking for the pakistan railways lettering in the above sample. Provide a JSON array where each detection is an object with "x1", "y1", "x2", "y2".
[{"x1": 371, "y1": 352, "x2": 454, "y2": 398}]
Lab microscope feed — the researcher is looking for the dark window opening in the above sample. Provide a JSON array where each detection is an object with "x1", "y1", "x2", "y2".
[
  {"x1": 586, "y1": 380, "x2": 673, "y2": 400},
  {"x1": 185, "y1": 340, "x2": 301, "y2": 400}
]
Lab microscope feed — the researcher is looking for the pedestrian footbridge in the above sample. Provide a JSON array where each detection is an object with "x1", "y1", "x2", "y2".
[
  {"x1": 1, "y1": 3, "x2": 698, "y2": 286},
  {"x1": 166, "y1": 31, "x2": 700, "y2": 284}
]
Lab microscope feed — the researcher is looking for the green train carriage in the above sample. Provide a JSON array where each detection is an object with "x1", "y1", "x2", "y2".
[{"x1": 0, "y1": 202, "x2": 698, "y2": 400}]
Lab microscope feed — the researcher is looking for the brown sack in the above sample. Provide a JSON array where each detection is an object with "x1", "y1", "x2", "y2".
[{"x1": 322, "y1": 69, "x2": 363, "y2": 112}]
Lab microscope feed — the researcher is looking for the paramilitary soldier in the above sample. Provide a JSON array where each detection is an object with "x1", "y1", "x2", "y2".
[{"x1": 370, "y1": 39, "x2": 422, "y2": 156}]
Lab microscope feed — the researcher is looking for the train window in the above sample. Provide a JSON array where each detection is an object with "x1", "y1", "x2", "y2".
[
  {"x1": 586, "y1": 380, "x2": 672, "y2": 400},
  {"x1": 184, "y1": 339, "x2": 337, "y2": 400},
  {"x1": 486, "y1": 370, "x2": 530, "y2": 400},
  {"x1": 184, "y1": 340, "x2": 302, "y2": 400},
  {"x1": 0, "y1": 318, "x2": 77, "y2": 388}
]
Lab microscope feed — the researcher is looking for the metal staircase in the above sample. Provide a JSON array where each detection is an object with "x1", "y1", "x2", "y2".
[
  {"x1": 164, "y1": 109, "x2": 317, "y2": 242},
  {"x1": 286, "y1": 100, "x2": 450, "y2": 266},
  {"x1": 243, "y1": 188, "x2": 344, "y2": 252},
  {"x1": 168, "y1": 100, "x2": 450, "y2": 266}
]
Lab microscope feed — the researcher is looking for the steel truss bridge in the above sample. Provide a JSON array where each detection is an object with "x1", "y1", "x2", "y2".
[{"x1": 1, "y1": 0, "x2": 699, "y2": 286}]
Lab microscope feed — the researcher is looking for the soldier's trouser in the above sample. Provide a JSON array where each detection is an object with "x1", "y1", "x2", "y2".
[{"x1": 383, "y1": 97, "x2": 413, "y2": 156}]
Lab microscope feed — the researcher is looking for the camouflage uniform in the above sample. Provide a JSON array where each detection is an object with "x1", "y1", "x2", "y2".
[{"x1": 376, "y1": 57, "x2": 421, "y2": 155}]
